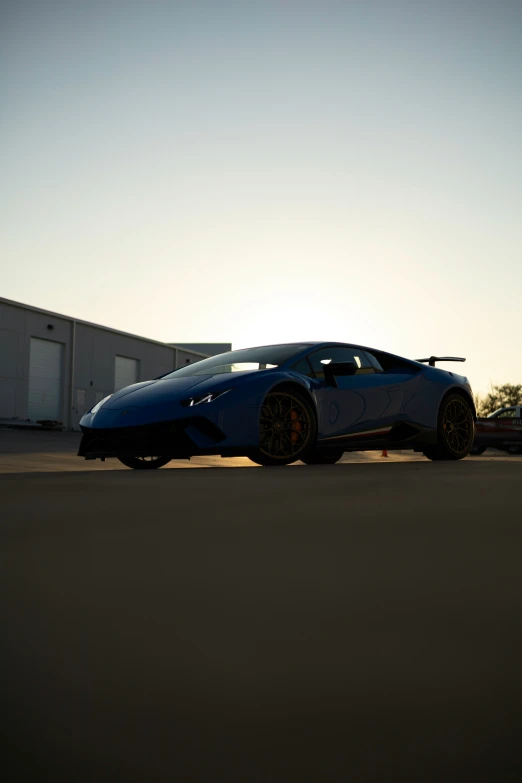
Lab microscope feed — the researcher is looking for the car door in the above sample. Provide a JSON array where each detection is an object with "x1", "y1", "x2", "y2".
[
  {"x1": 492, "y1": 407, "x2": 522, "y2": 446},
  {"x1": 305, "y1": 346, "x2": 406, "y2": 441}
]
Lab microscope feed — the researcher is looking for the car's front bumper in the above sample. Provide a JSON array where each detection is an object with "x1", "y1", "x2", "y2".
[{"x1": 78, "y1": 416, "x2": 228, "y2": 459}]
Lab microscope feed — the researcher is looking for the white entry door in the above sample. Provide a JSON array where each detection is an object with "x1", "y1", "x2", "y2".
[
  {"x1": 28, "y1": 337, "x2": 63, "y2": 421},
  {"x1": 114, "y1": 356, "x2": 139, "y2": 391}
]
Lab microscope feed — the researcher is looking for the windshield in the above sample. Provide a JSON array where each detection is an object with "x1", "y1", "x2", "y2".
[{"x1": 161, "y1": 344, "x2": 313, "y2": 379}]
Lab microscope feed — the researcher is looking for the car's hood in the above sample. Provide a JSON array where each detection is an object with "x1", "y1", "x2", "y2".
[{"x1": 104, "y1": 374, "x2": 238, "y2": 409}]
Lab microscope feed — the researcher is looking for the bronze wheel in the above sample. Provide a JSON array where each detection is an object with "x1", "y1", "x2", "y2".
[
  {"x1": 249, "y1": 389, "x2": 316, "y2": 466},
  {"x1": 442, "y1": 397, "x2": 473, "y2": 454},
  {"x1": 423, "y1": 393, "x2": 474, "y2": 461}
]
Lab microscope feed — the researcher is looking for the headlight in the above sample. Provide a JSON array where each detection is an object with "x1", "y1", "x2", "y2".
[
  {"x1": 90, "y1": 395, "x2": 113, "y2": 415},
  {"x1": 181, "y1": 389, "x2": 231, "y2": 407}
]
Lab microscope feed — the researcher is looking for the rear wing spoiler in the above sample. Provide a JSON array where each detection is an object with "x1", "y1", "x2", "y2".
[{"x1": 415, "y1": 356, "x2": 466, "y2": 367}]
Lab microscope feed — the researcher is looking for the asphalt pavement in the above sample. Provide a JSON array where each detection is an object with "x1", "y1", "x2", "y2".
[{"x1": 2, "y1": 430, "x2": 522, "y2": 781}]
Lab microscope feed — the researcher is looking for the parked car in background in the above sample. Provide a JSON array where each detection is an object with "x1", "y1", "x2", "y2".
[{"x1": 472, "y1": 406, "x2": 522, "y2": 455}]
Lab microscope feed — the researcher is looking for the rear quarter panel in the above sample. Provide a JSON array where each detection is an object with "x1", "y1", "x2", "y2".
[{"x1": 403, "y1": 367, "x2": 474, "y2": 430}]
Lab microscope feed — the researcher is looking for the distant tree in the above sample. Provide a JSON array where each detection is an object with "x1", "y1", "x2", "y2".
[{"x1": 475, "y1": 384, "x2": 522, "y2": 417}]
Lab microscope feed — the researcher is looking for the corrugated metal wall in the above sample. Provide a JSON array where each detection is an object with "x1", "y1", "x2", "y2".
[{"x1": 0, "y1": 298, "x2": 214, "y2": 429}]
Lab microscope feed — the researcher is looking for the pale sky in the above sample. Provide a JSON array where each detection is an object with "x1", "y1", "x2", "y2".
[{"x1": 2, "y1": 0, "x2": 521, "y2": 395}]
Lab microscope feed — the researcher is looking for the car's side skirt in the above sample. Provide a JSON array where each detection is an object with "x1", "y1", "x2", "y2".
[{"x1": 316, "y1": 421, "x2": 437, "y2": 451}]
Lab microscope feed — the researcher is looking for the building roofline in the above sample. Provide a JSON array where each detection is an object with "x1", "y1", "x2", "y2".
[{"x1": 0, "y1": 296, "x2": 209, "y2": 357}]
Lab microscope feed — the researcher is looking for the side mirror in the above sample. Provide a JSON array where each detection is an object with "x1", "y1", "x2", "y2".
[{"x1": 323, "y1": 361, "x2": 357, "y2": 387}]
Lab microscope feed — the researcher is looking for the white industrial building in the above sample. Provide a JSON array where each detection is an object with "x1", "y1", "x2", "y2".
[{"x1": 0, "y1": 297, "x2": 231, "y2": 430}]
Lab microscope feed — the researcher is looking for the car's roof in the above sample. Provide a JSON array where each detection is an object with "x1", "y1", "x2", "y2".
[
  {"x1": 229, "y1": 341, "x2": 406, "y2": 360},
  {"x1": 235, "y1": 341, "x2": 379, "y2": 350}
]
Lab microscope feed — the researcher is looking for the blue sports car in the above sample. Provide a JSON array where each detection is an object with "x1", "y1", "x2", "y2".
[{"x1": 78, "y1": 342, "x2": 476, "y2": 469}]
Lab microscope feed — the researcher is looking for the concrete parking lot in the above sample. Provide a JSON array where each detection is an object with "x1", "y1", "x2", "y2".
[{"x1": 2, "y1": 429, "x2": 521, "y2": 781}]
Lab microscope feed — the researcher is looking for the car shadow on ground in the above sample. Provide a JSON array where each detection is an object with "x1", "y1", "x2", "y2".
[{"x1": 3, "y1": 458, "x2": 520, "y2": 482}]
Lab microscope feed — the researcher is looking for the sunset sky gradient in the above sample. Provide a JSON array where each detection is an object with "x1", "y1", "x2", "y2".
[{"x1": 2, "y1": 0, "x2": 521, "y2": 394}]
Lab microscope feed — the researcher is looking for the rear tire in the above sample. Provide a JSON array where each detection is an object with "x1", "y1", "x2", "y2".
[
  {"x1": 470, "y1": 446, "x2": 486, "y2": 456},
  {"x1": 423, "y1": 393, "x2": 475, "y2": 461},
  {"x1": 117, "y1": 455, "x2": 171, "y2": 470},
  {"x1": 301, "y1": 448, "x2": 344, "y2": 465}
]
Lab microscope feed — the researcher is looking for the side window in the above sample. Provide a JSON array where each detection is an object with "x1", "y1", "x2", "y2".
[
  {"x1": 364, "y1": 351, "x2": 384, "y2": 373},
  {"x1": 291, "y1": 357, "x2": 314, "y2": 377},
  {"x1": 497, "y1": 408, "x2": 516, "y2": 418},
  {"x1": 308, "y1": 347, "x2": 374, "y2": 380}
]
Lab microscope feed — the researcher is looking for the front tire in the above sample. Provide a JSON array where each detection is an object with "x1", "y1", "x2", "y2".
[
  {"x1": 423, "y1": 393, "x2": 475, "y2": 461},
  {"x1": 117, "y1": 455, "x2": 172, "y2": 470},
  {"x1": 249, "y1": 388, "x2": 316, "y2": 466},
  {"x1": 301, "y1": 447, "x2": 344, "y2": 465}
]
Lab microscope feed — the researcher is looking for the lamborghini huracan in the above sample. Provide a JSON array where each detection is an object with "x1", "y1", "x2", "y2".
[
  {"x1": 78, "y1": 342, "x2": 475, "y2": 468},
  {"x1": 78, "y1": 342, "x2": 476, "y2": 470}
]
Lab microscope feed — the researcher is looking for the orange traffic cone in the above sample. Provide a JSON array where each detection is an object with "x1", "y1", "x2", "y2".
[{"x1": 381, "y1": 449, "x2": 388, "y2": 457}]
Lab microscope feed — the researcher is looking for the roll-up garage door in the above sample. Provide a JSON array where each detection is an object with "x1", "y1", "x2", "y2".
[
  {"x1": 114, "y1": 356, "x2": 139, "y2": 391},
  {"x1": 28, "y1": 338, "x2": 63, "y2": 421}
]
